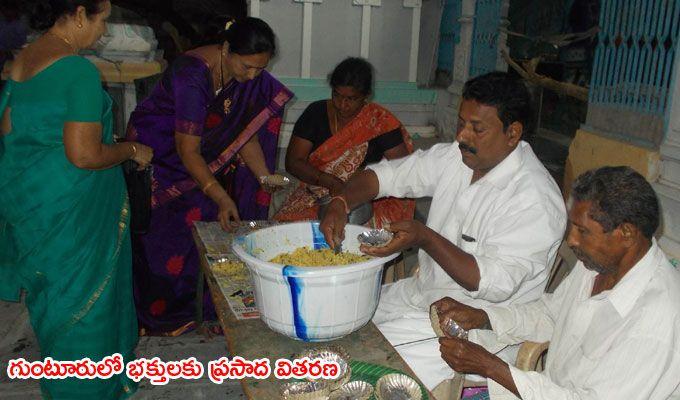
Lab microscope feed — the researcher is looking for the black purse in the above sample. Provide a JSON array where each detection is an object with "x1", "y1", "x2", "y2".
[{"x1": 122, "y1": 160, "x2": 152, "y2": 234}]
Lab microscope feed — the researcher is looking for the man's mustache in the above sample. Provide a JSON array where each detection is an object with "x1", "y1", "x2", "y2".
[{"x1": 459, "y1": 142, "x2": 478, "y2": 154}]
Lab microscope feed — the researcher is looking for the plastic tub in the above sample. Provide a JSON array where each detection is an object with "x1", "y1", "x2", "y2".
[{"x1": 232, "y1": 221, "x2": 398, "y2": 342}]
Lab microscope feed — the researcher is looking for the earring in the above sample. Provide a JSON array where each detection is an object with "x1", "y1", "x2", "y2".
[{"x1": 78, "y1": 23, "x2": 83, "y2": 28}]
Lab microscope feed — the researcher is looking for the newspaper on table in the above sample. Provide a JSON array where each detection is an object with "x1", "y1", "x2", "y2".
[{"x1": 194, "y1": 221, "x2": 275, "y2": 320}]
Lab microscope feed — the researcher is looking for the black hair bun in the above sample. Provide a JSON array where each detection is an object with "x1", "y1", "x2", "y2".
[{"x1": 29, "y1": 0, "x2": 57, "y2": 31}]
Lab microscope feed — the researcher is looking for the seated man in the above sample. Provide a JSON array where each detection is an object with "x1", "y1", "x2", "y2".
[
  {"x1": 320, "y1": 72, "x2": 567, "y2": 391},
  {"x1": 436, "y1": 166, "x2": 680, "y2": 400}
]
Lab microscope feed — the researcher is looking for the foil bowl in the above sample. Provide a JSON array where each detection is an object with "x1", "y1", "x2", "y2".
[
  {"x1": 280, "y1": 381, "x2": 331, "y2": 400},
  {"x1": 329, "y1": 380, "x2": 374, "y2": 400},
  {"x1": 298, "y1": 346, "x2": 352, "y2": 391},
  {"x1": 443, "y1": 318, "x2": 468, "y2": 339},
  {"x1": 429, "y1": 305, "x2": 445, "y2": 337},
  {"x1": 357, "y1": 229, "x2": 393, "y2": 248},
  {"x1": 429, "y1": 305, "x2": 468, "y2": 339},
  {"x1": 375, "y1": 373, "x2": 422, "y2": 400}
]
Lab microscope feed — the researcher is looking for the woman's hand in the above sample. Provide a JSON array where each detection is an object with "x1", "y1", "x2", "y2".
[
  {"x1": 319, "y1": 198, "x2": 348, "y2": 249},
  {"x1": 131, "y1": 142, "x2": 153, "y2": 170},
  {"x1": 326, "y1": 176, "x2": 345, "y2": 196},
  {"x1": 217, "y1": 196, "x2": 241, "y2": 231},
  {"x1": 315, "y1": 171, "x2": 345, "y2": 195}
]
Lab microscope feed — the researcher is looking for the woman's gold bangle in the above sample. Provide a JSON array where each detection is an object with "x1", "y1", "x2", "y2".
[
  {"x1": 330, "y1": 195, "x2": 351, "y2": 214},
  {"x1": 202, "y1": 180, "x2": 219, "y2": 194},
  {"x1": 130, "y1": 143, "x2": 137, "y2": 159}
]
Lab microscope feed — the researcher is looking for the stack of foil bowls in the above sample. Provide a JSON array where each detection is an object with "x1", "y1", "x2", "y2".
[
  {"x1": 297, "y1": 346, "x2": 352, "y2": 391},
  {"x1": 375, "y1": 373, "x2": 422, "y2": 400},
  {"x1": 283, "y1": 346, "x2": 428, "y2": 399},
  {"x1": 280, "y1": 381, "x2": 331, "y2": 400},
  {"x1": 283, "y1": 346, "x2": 377, "y2": 399},
  {"x1": 329, "y1": 380, "x2": 374, "y2": 400}
]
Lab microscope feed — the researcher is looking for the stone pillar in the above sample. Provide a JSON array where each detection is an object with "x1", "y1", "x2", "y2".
[
  {"x1": 293, "y1": 0, "x2": 323, "y2": 79},
  {"x1": 247, "y1": 0, "x2": 260, "y2": 17},
  {"x1": 495, "y1": 0, "x2": 509, "y2": 72},
  {"x1": 353, "y1": 0, "x2": 381, "y2": 59},
  {"x1": 404, "y1": 0, "x2": 423, "y2": 82},
  {"x1": 438, "y1": 0, "x2": 509, "y2": 139},
  {"x1": 654, "y1": 49, "x2": 680, "y2": 260},
  {"x1": 439, "y1": 0, "x2": 476, "y2": 140}
]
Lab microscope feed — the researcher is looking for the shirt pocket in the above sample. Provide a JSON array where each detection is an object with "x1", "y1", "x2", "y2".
[
  {"x1": 459, "y1": 235, "x2": 478, "y2": 254},
  {"x1": 579, "y1": 328, "x2": 616, "y2": 362},
  {"x1": 580, "y1": 303, "x2": 621, "y2": 358}
]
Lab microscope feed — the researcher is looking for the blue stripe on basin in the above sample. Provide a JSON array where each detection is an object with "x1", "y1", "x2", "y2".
[
  {"x1": 283, "y1": 265, "x2": 308, "y2": 341},
  {"x1": 311, "y1": 222, "x2": 329, "y2": 250}
]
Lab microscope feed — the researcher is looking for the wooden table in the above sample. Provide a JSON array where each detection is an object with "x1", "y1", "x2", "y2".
[
  {"x1": 88, "y1": 58, "x2": 164, "y2": 128},
  {"x1": 191, "y1": 224, "x2": 432, "y2": 399},
  {"x1": 2, "y1": 57, "x2": 163, "y2": 129}
]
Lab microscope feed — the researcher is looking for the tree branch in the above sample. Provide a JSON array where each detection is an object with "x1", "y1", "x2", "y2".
[{"x1": 502, "y1": 50, "x2": 589, "y2": 102}]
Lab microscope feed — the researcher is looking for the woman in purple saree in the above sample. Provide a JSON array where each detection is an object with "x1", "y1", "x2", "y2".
[{"x1": 126, "y1": 17, "x2": 292, "y2": 335}]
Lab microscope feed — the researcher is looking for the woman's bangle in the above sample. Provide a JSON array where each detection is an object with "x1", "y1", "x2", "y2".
[
  {"x1": 202, "y1": 180, "x2": 219, "y2": 194},
  {"x1": 130, "y1": 143, "x2": 137, "y2": 159},
  {"x1": 330, "y1": 195, "x2": 350, "y2": 214}
]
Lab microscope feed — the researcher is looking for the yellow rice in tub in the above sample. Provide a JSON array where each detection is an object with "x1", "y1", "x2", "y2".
[{"x1": 270, "y1": 246, "x2": 368, "y2": 266}]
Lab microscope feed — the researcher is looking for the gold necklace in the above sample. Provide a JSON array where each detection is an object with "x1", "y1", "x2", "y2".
[{"x1": 47, "y1": 31, "x2": 77, "y2": 53}]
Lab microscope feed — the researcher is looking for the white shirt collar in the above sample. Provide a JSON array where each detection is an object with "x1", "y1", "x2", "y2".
[
  {"x1": 473, "y1": 141, "x2": 526, "y2": 190},
  {"x1": 601, "y1": 239, "x2": 661, "y2": 317}
]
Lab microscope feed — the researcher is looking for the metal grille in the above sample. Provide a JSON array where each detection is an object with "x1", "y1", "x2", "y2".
[
  {"x1": 437, "y1": 0, "x2": 462, "y2": 71},
  {"x1": 589, "y1": 0, "x2": 680, "y2": 116},
  {"x1": 469, "y1": 0, "x2": 503, "y2": 78}
]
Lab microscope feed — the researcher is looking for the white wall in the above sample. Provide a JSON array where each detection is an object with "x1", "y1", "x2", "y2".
[
  {"x1": 309, "y1": 1, "x2": 363, "y2": 78},
  {"x1": 258, "y1": 0, "x2": 439, "y2": 82},
  {"x1": 260, "y1": 3, "x2": 302, "y2": 77},
  {"x1": 366, "y1": 2, "x2": 413, "y2": 80}
]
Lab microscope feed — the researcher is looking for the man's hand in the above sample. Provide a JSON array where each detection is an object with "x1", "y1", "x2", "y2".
[
  {"x1": 319, "y1": 198, "x2": 348, "y2": 249},
  {"x1": 439, "y1": 337, "x2": 503, "y2": 376},
  {"x1": 359, "y1": 220, "x2": 428, "y2": 257},
  {"x1": 432, "y1": 297, "x2": 490, "y2": 331},
  {"x1": 439, "y1": 337, "x2": 521, "y2": 397}
]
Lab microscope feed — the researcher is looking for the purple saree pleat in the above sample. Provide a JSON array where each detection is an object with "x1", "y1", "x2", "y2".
[{"x1": 126, "y1": 55, "x2": 292, "y2": 334}]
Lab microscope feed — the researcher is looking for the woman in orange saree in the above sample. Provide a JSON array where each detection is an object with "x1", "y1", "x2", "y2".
[{"x1": 274, "y1": 57, "x2": 414, "y2": 226}]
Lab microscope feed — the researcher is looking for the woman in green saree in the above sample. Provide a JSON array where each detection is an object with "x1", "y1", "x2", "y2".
[{"x1": 0, "y1": 1, "x2": 152, "y2": 398}]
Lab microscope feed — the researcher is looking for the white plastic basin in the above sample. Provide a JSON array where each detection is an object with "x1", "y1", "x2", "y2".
[{"x1": 232, "y1": 221, "x2": 398, "y2": 342}]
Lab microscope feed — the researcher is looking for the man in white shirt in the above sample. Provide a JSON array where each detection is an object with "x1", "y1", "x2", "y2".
[
  {"x1": 319, "y1": 72, "x2": 567, "y2": 391},
  {"x1": 436, "y1": 166, "x2": 680, "y2": 400}
]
